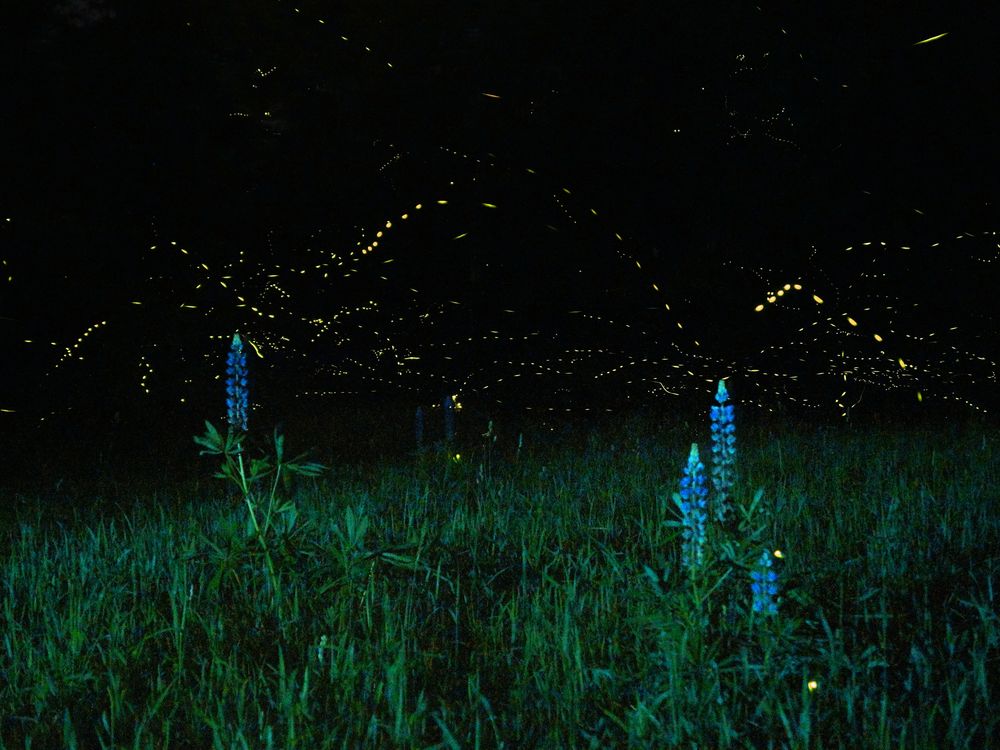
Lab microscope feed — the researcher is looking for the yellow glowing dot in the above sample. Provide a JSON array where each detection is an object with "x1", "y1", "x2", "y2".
[
  {"x1": 783, "y1": 283, "x2": 791, "y2": 290},
  {"x1": 807, "y1": 680, "x2": 818, "y2": 692},
  {"x1": 899, "y1": 358, "x2": 907, "y2": 369},
  {"x1": 813, "y1": 294, "x2": 824, "y2": 304},
  {"x1": 874, "y1": 333, "x2": 883, "y2": 342},
  {"x1": 754, "y1": 304, "x2": 765, "y2": 312},
  {"x1": 773, "y1": 549, "x2": 784, "y2": 558},
  {"x1": 846, "y1": 317, "x2": 857, "y2": 326}
]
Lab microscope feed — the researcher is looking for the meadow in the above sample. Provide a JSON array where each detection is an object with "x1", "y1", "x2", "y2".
[{"x1": 1, "y1": 378, "x2": 998, "y2": 748}]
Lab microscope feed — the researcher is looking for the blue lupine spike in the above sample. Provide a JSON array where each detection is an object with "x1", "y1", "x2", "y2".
[
  {"x1": 751, "y1": 550, "x2": 779, "y2": 615},
  {"x1": 226, "y1": 333, "x2": 249, "y2": 433},
  {"x1": 710, "y1": 379, "x2": 736, "y2": 522},
  {"x1": 674, "y1": 442, "x2": 708, "y2": 574}
]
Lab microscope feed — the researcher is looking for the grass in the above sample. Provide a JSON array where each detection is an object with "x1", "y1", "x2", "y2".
[{"x1": 1, "y1": 397, "x2": 998, "y2": 748}]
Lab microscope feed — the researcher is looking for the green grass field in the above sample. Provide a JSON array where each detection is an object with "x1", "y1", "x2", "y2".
[{"x1": 1, "y1": 397, "x2": 998, "y2": 748}]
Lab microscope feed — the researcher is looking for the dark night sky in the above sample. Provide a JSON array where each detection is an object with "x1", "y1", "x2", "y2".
[{"x1": 2, "y1": 0, "x2": 998, "y2": 432}]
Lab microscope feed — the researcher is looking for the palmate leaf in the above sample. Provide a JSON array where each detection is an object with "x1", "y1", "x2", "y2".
[
  {"x1": 194, "y1": 420, "x2": 245, "y2": 456},
  {"x1": 213, "y1": 461, "x2": 239, "y2": 483},
  {"x1": 272, "y1": 499, "x2": 298, "y2": 534},
  {"x1": 223, "y1": 428, "x2": 245, "y2": 455},
  {"x1": 248, "y1": 457, "x2": 273, "y2": 483},
  {"x1": 193, "y1": 420, "x2": 225, "y2": 455}
]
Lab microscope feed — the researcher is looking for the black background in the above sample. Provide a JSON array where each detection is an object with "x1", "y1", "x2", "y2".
[{"x1": 1, "y1": 0, "x2": 997, "y2": 434}]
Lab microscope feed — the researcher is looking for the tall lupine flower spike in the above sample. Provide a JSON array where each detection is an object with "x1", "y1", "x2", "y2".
[
  {"x1": 750, "y1": 550, "x2": 779, "y2": 616},
  {"x1": 710, "y1": 379, "x2": 736, "y2": 522},
  {"x1": 443, "y1": 394, "x2": 455, "y2": 444},
  {"x1": 195, "y1": 332, "x2": 328, "y2": 620},
  {"x1": 226, "y1": 333, "x2": 249, "y2": 434},
  {"x1": 675, "y1": 442, "x2": 708, "y2": 574}
]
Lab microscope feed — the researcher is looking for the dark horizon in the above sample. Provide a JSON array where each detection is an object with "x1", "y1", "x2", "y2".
[{"x1": 2, "y1": 1, "x2": 998, "y2": 434}]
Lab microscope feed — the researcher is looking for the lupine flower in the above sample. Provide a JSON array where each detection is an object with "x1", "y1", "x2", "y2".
[
  {"x1": 443, "y1": 394, "x2": 455, "y2": 444},
  {"x1": 675, "y1": 442, "x2": 708, "y2": 574},
  {"x1": 415, "y1": 406, "x2": 425, "y2": 450},
  {"x1": 750, "y1": 550, "x2": 779, "y2": 615},
  {"x1": 226, "y1": 333, "x2": 249, "y2": 433},
  {"x1": 710, "y1": 379, "x2": 736, "y2": 522}
]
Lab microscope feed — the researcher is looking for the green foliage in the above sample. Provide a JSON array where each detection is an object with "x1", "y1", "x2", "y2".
[
  {"x1": 192, "y1": 418, "x2": 327, "y2": 621},
  {"x1": 1, "y1": 410, "x2": 998, "y2": 747}
]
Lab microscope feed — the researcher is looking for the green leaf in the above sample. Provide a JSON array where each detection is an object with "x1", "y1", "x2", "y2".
[
  {"x1": 283, "y1": 452, "x2": 327, "y2": 477},
  {"x1": 296, "y1": 461, "x2": 327, "y2": 477},
  {"x1": 274, "y1": 499, "x2": 297, "y2": 522},
  {"x1": 217, "y1": 462, "x2": 239, "y2": 482},
  {"x1": 193, "y1": 435, "x2": 219, "y2": 453},
  {"x1": 204, "y1": 420, "x2": 223, "y2": 442},
  {"x1": 248, "y1": 457, "x2": 272, "y2": 481},
  {"x1": 223, "y1": 429, "x2": 245, "y2": 456},
  {"x1": 194, "y1": 420, "x2": 226, "y2": 454},
  {"x1": 642, "y1": 565, "x2": 664, "y2": 596}
]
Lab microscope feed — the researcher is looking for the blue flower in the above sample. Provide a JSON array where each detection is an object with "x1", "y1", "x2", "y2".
[
  {"x1": 675, "y1": 442, "x2": 708, "y2": 573},
  {"x1": 226, "y1": 333, "x2": 249, "y2": 433},
  {"x1": 710, "y1": 379, "x2": 736, "y2": 522},
  {"x1": 750, "y1": 550, "x2": 779, "y2": 616}
]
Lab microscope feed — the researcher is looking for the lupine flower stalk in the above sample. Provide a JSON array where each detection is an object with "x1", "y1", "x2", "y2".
[
  {"x1": 750, "y1": 550, "x2": 779, "y2": 616},
  {"x1": 195, "y1": 332, "x2": 328, "y2": 619},
  {"x1": 675, "y1": 442, "x2": 708, "y2": 574},
  {"x1": 710, "y1": 379, "x2": 736, "y2": 522},
  {"x1": 226, "y1": 333, "x2": 249, "y2": 434}
]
